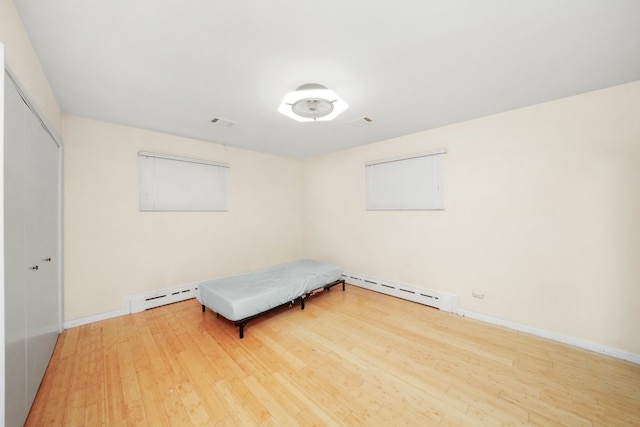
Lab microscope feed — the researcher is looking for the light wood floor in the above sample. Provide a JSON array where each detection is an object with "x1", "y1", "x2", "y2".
[{"x1": 26, "y1": 284, "x2": 640, "y2": 426}]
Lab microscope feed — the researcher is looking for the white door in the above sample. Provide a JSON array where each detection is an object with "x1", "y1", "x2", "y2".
[
  {"x1": 23, "y1": 102, "x2": 60, "y2": 406},
  {"x1": 3, "y1": 69, "x2": 61, "y2": 426},
  {"x1": 4, "y1": 69, "x2": 29, "y2": 426}
]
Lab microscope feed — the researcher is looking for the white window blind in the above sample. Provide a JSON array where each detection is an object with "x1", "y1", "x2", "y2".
[
  {"x1": 139, "y1": 152, "x2": 228, "y2": 211},
  {"x1": 366, "y1": 149, "x2": 446, "y2": 210}
]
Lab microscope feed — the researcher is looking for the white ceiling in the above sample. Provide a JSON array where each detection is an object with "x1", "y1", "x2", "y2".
[{"x1": 14, "y1": 0, "x2": 640, "y2": 158}]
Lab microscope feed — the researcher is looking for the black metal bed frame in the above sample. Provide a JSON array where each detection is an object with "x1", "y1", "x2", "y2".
[{"x1": 201, "y1": 278, "x2": 346, "y2": 338}]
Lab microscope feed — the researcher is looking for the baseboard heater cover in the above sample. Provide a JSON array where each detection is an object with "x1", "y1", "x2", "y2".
[
  {"x1": 126, "y1": 283, "x2": 199, "y2": 313},
  {"x1": 342, "y1": 271, "x2": 458, "y2": 313}
]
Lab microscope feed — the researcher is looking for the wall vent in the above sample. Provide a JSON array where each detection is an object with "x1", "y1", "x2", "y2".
[
  {"x1": 341, "y1": 270, "x2": 458, "y2": 312},
  {"x1": 126, "y1": 282, "x2": 199, "y2": 313},
  {"x1": 348, "y1": 116, "x2": 373, "y2": 127},
  {"x1": 210, "y1": 117, "x2": 236, "y2": 127}
]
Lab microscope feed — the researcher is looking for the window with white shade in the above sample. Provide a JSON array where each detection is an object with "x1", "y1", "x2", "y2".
[
  {"x1": 139, "y1": 152, "x2": 228, "y2": 211},
  {"x1": 366, "y1": 149, "x2": 446, "y2": 210}
]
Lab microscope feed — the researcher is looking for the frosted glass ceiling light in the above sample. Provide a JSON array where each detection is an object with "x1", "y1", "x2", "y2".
[{"x1": 278, "y1": 83, "x2": 348, "y2": 122}]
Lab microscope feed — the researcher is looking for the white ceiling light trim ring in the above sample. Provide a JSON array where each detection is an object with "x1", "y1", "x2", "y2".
[{"x1": 278, "y1": 83, "x2": 348, "y2": 122}]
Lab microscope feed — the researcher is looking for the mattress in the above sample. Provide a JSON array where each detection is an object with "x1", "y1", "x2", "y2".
[{"x1": 197, "y1": 259, "x2": 342, "y2": 321}]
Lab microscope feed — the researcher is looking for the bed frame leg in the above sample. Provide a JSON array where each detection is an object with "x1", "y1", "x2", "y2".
[
  {"x1": 202, "y1": 304, "x2": 205, "y2": 313},
  {"x1": 324, "y1": 279, "x2": 345, "y2": 292},
  {"x1": 233, "y1": 320, "x2": 248, "y2": 339}
]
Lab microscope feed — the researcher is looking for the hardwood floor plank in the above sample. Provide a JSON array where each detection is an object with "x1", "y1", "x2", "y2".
[
  {"x1": 175, "y1": 381, "x2": 213, "y2": 425},
  {"x1": 467, "y1": 397, "x2": 530, "y2": 426},
  {"x1": 176, "y1": 350, "x2": 229, "y2": 423},
  {"x1": 500, "y1": 388, "x2": 593, "y2": 426},
  {"x1": 24, "y1": 334, "x2": 64, "y2": 426},
  {"x1": 224, "y1": 376, "x2": 271, "y2": 424},
  {"x1": 272, "y1": 370, "x2": 347, "y2": 426},
  {"x1": 243, "y1": 374, "x2": 300, "y2": 425},
  {"x1": 25, "y1": 284, "x2": 640, "y2": 426},
  {"x1": 213, "y1": 379, "x2": 263, "y2": 426},
  {"x1": 276, "y1": 362, "x2": 353, "y2": 421}
]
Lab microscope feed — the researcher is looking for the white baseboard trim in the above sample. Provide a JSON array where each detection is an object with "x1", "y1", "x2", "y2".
[
  {"x1": 63, "y1": 308, "x2": 127, "y2": 329},
  {"x1": 458, "y1": 309, "x2": 640, "y2": 365},
  {"x1": 63, "y1": 281, "x2": 201, "y2": 329}
]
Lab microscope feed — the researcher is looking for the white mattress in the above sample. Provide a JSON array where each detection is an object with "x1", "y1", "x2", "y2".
[{"x1": 196, "y1": 259, "x2": 341, "y2": 321}]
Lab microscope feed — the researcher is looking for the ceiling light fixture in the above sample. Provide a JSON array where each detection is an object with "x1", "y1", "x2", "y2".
[{"x1": 278, "y1": 83, "x2": 348, "y2": 122}]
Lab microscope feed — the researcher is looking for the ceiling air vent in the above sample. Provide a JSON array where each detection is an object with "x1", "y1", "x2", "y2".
[
  {"x1": 348, "y1": 116, "x2": 373, "y2": 128},
  {"x1": 210, "y1": 117, "x2": 236, "y2": 127}
]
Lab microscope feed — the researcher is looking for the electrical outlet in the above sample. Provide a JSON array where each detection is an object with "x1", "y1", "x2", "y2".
[{"x1": 472, "y1": 291, "x2": 485, "y2": 300}]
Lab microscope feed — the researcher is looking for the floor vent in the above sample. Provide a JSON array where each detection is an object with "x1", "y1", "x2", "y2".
[
  {"x1": 126, "y1": 283, "x2": 199, "y2": 314},
  {"x1": 342, "y1": 271, "x2": 458, "y2": 313}
]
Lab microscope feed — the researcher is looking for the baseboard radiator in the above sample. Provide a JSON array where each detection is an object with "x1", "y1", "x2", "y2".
[
  {"x1": 126, "y1": 282, "x2": 199, "y2": 314},
  {"x1": 341, "y1": 270, "x2": 459, "y2": 313},
  {"x1": 125, "y1": 271, "x2": 458, "y2": 315}
]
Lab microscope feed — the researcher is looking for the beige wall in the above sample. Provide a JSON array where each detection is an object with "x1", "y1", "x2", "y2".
[
  {"x1": 0, "y1": 0, "x2": 62, "y2": 132},
  {"x1": 63, "y1": 116, "x2": 304, "y2": 320},
  {"x1": 302, "y1": 81, "x2": 640, "y2": 355}
]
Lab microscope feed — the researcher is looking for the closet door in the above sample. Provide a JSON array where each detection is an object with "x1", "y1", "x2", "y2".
[
  {"x1": 4, "y1": 70, "x2": 28, "y2": 427},
  {"x1": 23, "y1": 103, "x2": 60, "y2": 406},
  {"x1": 3, "y1": 70, "x2": 61, "y2": 426}
]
